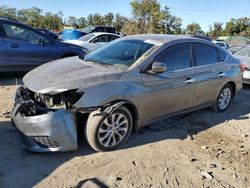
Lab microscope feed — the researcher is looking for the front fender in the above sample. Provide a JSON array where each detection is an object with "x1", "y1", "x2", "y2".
[{"x1": 74, "y1": 81, "x2": 144, "y2": 108}]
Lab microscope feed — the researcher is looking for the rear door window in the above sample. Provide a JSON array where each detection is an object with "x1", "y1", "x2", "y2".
[
  {"x1": 94, "y1": 35, "x2": 109, "y2": 42},
  {"x1": 155, "y1": 43, "x2": 191, "y2": 71},
  {"x1": 193, "y1": 43, "x2": 218, "y2": 66},
  {"x1": 236, "y1": 48, "x2": 250, "y2": 57},
  {"x1": 109, "y1": 35, "x2": 120, "y2": 41}
]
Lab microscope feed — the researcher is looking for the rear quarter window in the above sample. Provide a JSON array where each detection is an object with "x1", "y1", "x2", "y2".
[
  {"x1": 193, "y1": 43, "x2": 218, "y2": 66},
  {"x1": 217, "y1": 48, "x2": 227, "y2": 62}
]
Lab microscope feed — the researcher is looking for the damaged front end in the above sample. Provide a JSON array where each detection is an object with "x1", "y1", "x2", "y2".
[{"x1": 12, "y1": 86, "x2": 83, "y2": 152}]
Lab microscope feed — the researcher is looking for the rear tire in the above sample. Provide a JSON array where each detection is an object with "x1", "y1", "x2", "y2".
[
  {"x1": 85, "y1": 106, "x2": 133, "y2": 152},
  {"x1": 211, "y1": 84, "x2": 233, "y2": 112}
]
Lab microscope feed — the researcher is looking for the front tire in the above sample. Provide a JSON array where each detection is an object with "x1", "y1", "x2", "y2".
[
  {"x1": 211, "y1": 84, "x2": 233, "y2": 112},
  {"x1": 85, "y1": 106, "x2": 133, "y2": 152}
]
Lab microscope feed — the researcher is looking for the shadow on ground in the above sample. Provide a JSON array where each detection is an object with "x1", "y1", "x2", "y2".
[
  {"x1": 0, "y1": 87, "x2": 249, "y2": 187},
  {"x1": 0, "y1": 73, "x2": 24, "y2": 86}
]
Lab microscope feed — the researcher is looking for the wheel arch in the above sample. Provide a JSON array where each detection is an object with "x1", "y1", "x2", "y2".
[
  {"x1": 226, "y1": 81, "x2": 236, "y2": 98},
  {"x1": 104, "y1": 99, "x2": 139, "y2": 131}
]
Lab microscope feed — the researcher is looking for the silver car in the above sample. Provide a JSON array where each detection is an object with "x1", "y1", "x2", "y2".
[
  {"x1": 12, "y1": 34, "x2": 243, "y2": 152},
  {"x1": 64, "y1": 32, "x2": 121, "y2": 52}
]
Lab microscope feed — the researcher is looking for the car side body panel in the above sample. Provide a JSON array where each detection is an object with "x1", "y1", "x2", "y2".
[{"x1": 11, "y1": 34, "x2": 243, "y2": 152}]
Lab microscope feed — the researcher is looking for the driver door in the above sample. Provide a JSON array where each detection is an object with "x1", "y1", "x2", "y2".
[{"x1": 142, "y1": 42, "x2": 196, "y2": 123}]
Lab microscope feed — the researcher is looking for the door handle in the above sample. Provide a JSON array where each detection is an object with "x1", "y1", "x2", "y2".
[
  {"x1": 8, "y1": 43, "x2": 19, "y2": 48},
  {"x1": 218, "y1": 72, "x2": 226, "y2": 77},
  {"x1": 185, "y1": 78, "x2": 196, "y2": 84}
]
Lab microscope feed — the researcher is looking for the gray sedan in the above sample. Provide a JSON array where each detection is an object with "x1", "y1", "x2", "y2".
[{"x1": 12, "y1": 34, "x2": 242, "y2": 152}]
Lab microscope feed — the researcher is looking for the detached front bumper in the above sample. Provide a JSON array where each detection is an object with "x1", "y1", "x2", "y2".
[{"x1": 11, "y1": 87, "x2": 78, "y2": 152}]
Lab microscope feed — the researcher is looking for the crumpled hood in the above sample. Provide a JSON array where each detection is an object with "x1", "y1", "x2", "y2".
[{"x1": 23, "y1": 56, "x2": 126, "y2": 94}]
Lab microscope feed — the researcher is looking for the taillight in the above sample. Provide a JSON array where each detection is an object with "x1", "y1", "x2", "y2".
[{"x1": 240, "y1": 64, "x2": 246, "y2": 72}]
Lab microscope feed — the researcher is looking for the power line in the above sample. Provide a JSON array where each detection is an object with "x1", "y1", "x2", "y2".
[{"x1": 170, "y1": 7, "x2": 250, "y2": 13}]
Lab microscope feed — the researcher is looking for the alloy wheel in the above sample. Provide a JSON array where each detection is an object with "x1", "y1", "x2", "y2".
[
  {"x1": 98, "y1": 113, "x2": 129, "y2": 147},
  {"x1": 218, "y1": 87, "x2": 232, "y2": 110}
]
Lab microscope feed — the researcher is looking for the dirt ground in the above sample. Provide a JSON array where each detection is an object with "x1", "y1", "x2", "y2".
[{"x1": 0, "y1": 76, "x2": 249, "y2": 188}]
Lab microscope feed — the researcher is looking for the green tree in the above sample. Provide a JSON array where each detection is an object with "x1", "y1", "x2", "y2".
[
  {"x1": 103, "y1": 12, "x2": 114, "y2": 26},
  {"x1": 121, "y1": 20, "x2": 139, "y2": 35},
  {"x1": 67, "y1": 16, "x2": 79, "y2": 28},
  {"x1": 87, "y1": 13, "x2": 104, "y2": 26},
  {"x1": 130, "y1": 0, "x2": 162, "y2": 33},
  {"x1": 43, "y1": 12, "x2": 63, "y2": 30},
  {"x1": 208, "y1": 22, "x2": 224, "y2": 38},
  {"x1": 224, "y1": 17, "x2": 250, "y2": 37},
  {"x1": 78, "y1": 17, "x2": 87, "y2": 28},
  {"x1": 185, "y1": 22, "x2": 203, "y2": 35},
  {"x1": 0, "y1": 5, "x2": 17, "y2": 19},
  {"x1": 129, "y1": 1, "x2": 182, "y2": 34},
  {"x1": 161, "y1": 6, "x2": 182, "y2": 34},
  {"x1": 113, "y1": 14, "x2": 128, "y2": 32}
]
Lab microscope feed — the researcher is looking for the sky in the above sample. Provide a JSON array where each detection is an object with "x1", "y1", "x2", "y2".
[{"x1": 1, "y1": 0, "x2": 250, "y2": 31}]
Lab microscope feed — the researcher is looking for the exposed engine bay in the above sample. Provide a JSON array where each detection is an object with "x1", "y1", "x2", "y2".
[{"x1": 17, "y1": 86, "x2": 83, "y2": 117}]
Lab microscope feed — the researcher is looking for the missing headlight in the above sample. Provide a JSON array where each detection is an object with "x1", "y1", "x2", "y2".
[{"x1": 31, "y1": 90, "x2": 83, "y2": 109}]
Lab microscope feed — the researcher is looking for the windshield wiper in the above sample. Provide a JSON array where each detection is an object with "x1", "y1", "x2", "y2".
[{"x1": 84, "y1": 58, "x2": 111, "y2": 66}]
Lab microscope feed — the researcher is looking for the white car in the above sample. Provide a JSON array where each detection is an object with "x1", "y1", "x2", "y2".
[
  {"x1": 64, "y1": 32, "x2": 121, "y2": 51},
  {"x1": 232, "y1": 45, "x2": 250, "y2": 84},
  {"x1": 212, "y1": 41, "x2": 229, "y2": 51}
]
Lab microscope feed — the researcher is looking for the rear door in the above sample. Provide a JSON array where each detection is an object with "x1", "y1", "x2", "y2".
[
  {"x1": 142, "y1": 42, "x2": 196, "y2": 122},
  {"x1": 193, "y1": 42, "x2": 226, "y2": 106},
  {"x1": 2, "y1": 22, "x2": 59, "y2": 71},
  {"x1": 0, "y1": 22, "x2": 9, "y2": 71}
]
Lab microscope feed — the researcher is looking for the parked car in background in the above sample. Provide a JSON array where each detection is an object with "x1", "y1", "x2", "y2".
[
  {"x1": 37, "y1": 28, "x2": 59, "y2": 40},
  {"x1": 228, "y1": 44, "x2": 247, "y2": 55},
  {"x1": 82, "y1": 26, "x2": 118, "y2": 35},
  {"x1": 59, "y1": 29, "x2": 85, "y2": 41},
  {"x1": 231, "y1": 45, "x2": 250, "y2": 84},
  {"x1": 0, "y1": 17, "x2": 87, "y2": 72},
  {"x1": 212, "y1": 40, "x2": 229, "y2": 50},
  {"x1": 12, "y1": 34, "x2": 242, "y2": 153},
  {"x1": 64, "y1": 32, "x2": 121, "y2": 51}
]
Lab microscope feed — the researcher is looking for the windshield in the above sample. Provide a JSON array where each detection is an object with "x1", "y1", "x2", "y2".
[
  {"x1": 83, "y1": 39, "x2": 154, "y2": 67},
  {"x1": 78, "y1": 33, "x2": 95, "y2": 41},
  {"x1": 82, "y1": 26, "x2": 95, "y2": 33},
  {"x1": 229, "y1": 45, "x2": 244, "y2": 54},
  {"x1": 217, "y1": 43, "x2": 225, "y2": 47},
  {"x1": 235, "y1": 47, "x2": 250, "y2": 57}
]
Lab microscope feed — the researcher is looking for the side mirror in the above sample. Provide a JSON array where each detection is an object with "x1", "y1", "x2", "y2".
[
  {"x1": 151, "y1": 62, "x2": 167, "y2": 73},
  {"x1": 38, "y1": 36, "x2": 45, "y2": 46}
]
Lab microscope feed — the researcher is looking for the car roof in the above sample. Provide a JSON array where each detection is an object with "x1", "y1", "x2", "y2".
[
  {"x1": 0, "y1": 16, "x2": 19, "y2": 22},
  {"x1": 91, "y1": 32, "x2": 120, "y2": 37},
  {"x1": 123, "y1": 34, "x2": 205, "y2": 43},
  {"x1": 92, "y1": 26, "x2": 115, "y2": 28}
]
